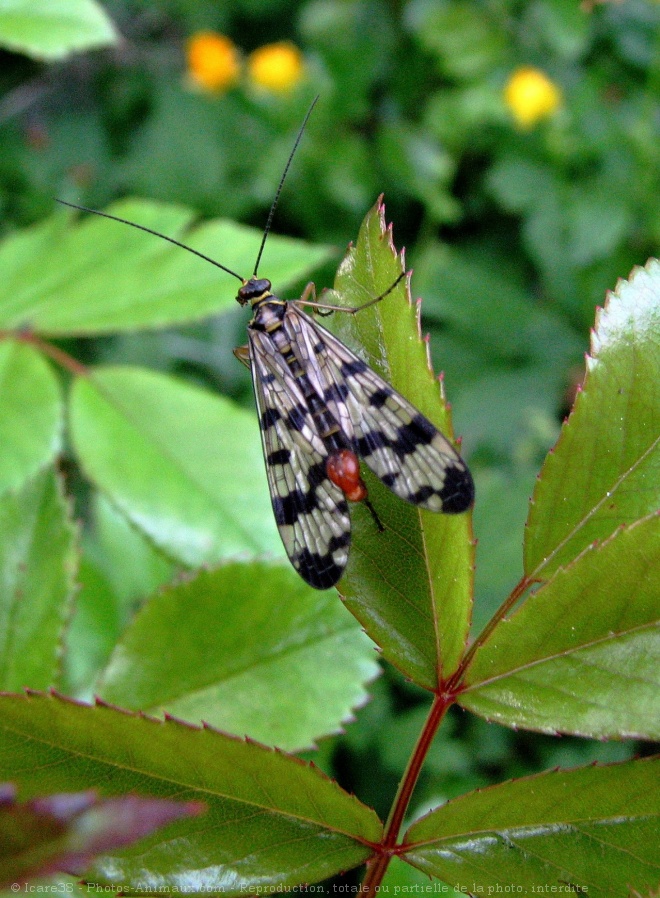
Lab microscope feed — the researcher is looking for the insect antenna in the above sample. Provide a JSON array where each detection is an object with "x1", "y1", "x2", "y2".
[
  {"x1": 252, "y1": 95, "x2": 319, "y2": 278},
  {"x1": 55, "y1": 199, "x2": 245, "y2": 283}
]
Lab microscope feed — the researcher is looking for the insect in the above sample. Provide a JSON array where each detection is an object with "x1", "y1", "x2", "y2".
[{"x1": 58, "y1": 100, "x2": 473, "y2": 590}]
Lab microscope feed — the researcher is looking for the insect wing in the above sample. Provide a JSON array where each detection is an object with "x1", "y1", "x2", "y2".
[
  {"x1": 248, "y1": 329, "x2": 351, "y2": 589},
  {"x1": 284, "y1": 305, "x2": 474, "y2": 514}
]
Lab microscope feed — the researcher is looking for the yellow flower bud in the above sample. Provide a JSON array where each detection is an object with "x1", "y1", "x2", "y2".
[
  {"x1": 247, "y1": 42, "x2": 305, "y2": 93},
  {"x1": 504, "y1": 66, "x2": 562, "y2": 129},
  {"x1": 186, "y1": 32, "x2": 241, "y2": 93}
]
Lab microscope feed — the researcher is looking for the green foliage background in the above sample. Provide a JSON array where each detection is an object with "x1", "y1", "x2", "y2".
[{"x1": 0, "y1": 0, "x2": 658, "y2": 889}]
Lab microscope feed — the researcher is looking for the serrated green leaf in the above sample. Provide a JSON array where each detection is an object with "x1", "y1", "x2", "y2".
[
  {"x1": 330, "y1": 200, "x2": 474, "y2": 689},
  {"x1": 0, "y1": 468, "x2": 77, "y2": 691},
  {"x1": 0, "y1": 693, "x2": 382, "y2": 892},
  {"x1": 462, "y1": 515, "x2": 660, "y2": 739},
  {"x1": 0, "y1": 340, "x2": 62, "y2": 496},
  {"x1": 402, "y1": 758, "x2": 660, "y2": 895},
  {"x1": 69, "y1": 365, "x2": 282, "y2": 566},
  {"x1": 0, "y1": 786, "x2": 201, "y2": 889},
  {"x1": 525, "y1": 259, "x2": 660, "y2": 579},
  {"x1": 97, "y1": 561, "x2": 379, "y2": 752},
  {"x1": 0, "y1": 201, "x2": 333, "y2": 335},
  {"x1": 0, "y1": 0, "x2": 117, "y2": 61}
]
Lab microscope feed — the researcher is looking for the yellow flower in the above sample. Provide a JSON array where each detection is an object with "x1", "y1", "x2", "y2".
[
  {"x1": 186, "y1": 32, "x2": 241, "y2": 93},
  {"x1": 247, "y1": 42, "x2": 305, "y2": 93},
  {"x1": 504, "y1": 66, "x2": 562, "y2": 129}
]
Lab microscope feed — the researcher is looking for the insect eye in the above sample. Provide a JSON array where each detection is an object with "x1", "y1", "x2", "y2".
[{"x1": 238, "y1": 278, "x2": 272, "y2": 304}]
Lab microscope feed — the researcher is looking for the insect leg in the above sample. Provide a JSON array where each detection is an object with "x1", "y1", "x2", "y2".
[
  {"x1": 233, "y1": 344, "x2": 251, "y2": 369},
  {"x1": 297, "y1": 282, "x2": 329, "y2": 316},
  {"x1": 294, "y1": 282, "x2": 336, "y2": 318},
  {"x1": 364, "y1": 498, "x2": 385, "y2": 532},
  {"x1": 293, "y1": 271, "x2": 407, "y2": 316}
]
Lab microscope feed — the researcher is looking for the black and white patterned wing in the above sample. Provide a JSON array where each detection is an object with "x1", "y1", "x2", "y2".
[
  {"x1": 248, "y1": 329, "x2": 351, "y2": 590},
  {"x1": 284, "y1": 306, "x2": 474, "y2": 514}
]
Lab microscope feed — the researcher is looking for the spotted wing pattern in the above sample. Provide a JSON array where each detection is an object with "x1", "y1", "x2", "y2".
[
  {"x1": 283, "y1": 305, "x2": 474, "y2": 514},
  {"x1": 248, "y1": 329, "x2": 351, "y2": 590},
  {"x1": 246, "y1": 301, "x2": 473, "y2": 590}
]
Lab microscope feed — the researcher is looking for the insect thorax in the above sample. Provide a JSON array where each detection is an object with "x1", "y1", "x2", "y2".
[{"x1": 249, "y1": 296, "x2": 287, "y2": 332}]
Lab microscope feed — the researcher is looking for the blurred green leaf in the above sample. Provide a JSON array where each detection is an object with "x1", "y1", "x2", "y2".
[
  {"x1": 340, "y1": 675, "x2": 392, "y2": 756},
  {"x1": 523, "y1": 188, "x2": 579, "y2": 308},
  {"x1": 0, "y1": 0, "x2": 117, "y2": 61},
  {"x1": 87, "y1": 493, "x2": 176, "y2": 611},
  {"x1": 64, "y1": 492, "x2": 178, "y2": 698},
  {"x1": 471, "y1": 465, "x2": 536, "y2": 635},
  {"x1": 464, "y1": 514, "x2": 660, "y2": 739},
  {"x1": 299, "y1": 0, "x2": 395, "y2": 114},
  {"x1": 380, "y1": 707, "x2": 471, "y2": 781},
  {"x1": 377, "y1": 123, "x2": 459, "y2": 224},
  {"x1": 0, "y1": 340, "x2": 62, "y2": 496},
  {"x1": 69, "y1": 365, "x2": 282, "y2": 567},
  {"x1": 330, "y1": 201, "x2": 474, "y2": 689},
  {"x1": 403, "y1": 758, "x2": 660, "y2": 893},
  {"x1": 525, "y1": 259, "x2": 660, "y2": 579},
  {"x1": 0, "y1": 693, "x2": 382, "y2": 892},
  {"x1": 607, "y1": 0, "x2": 660, "y2": 69},
  {"x1": 97, "y1": 561, "x2": 379, "y2": 752},
  {"x1": 524, "y1": 0, "x2": 591, "y2": 60},
  {"x1": 537, "y1": 734, "x2": 635, "y2": 773},
  {"x1": 0, "y1": 201, "x2": 333, "y2": 335},
  {"x1": 63, "y1": 553, "x2": 119, "y2": 699},
  {"x1": 65, "y1": 493, "x2": 176, "y2": 699},
  {"x1": 21, "y1": 108, "x2": 112, "y2": 211},
  {"x1": 0, "y1": 785, "x2": 201, "y2": 889},
  {"x1": 424, "y1": 81, "x2": 506, "y2": 150},
  {"x1": 0, "y1": 467, "x2": 76, "y2": 691},
  {"x1": 121, "y1": 88, "x2": 267, "y2": 220},
  {"x1": 567, "y1": 182, "x2": 632, "y2": 266},
  {"x1": 455, "y1": 370, "x2": 561, "y2": 460},
  {"x1": 489, "y1": 160, "x2": 584, "y2": 311},
  {"x1": 489, "y1": 151, "x2": 640, "y2": 319},
  {"x1": 487, "y1": 154, "x2": 554, "y2": 215},
  {"x1": 405, "y1": 0, "x2": 509, "y2": 81},
  {"x1": 314, "y1": 131, "x2": 377, "y2": 217},
  {"x1": 415, "y1": 241, "x2": 582, "y2": 365}
]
